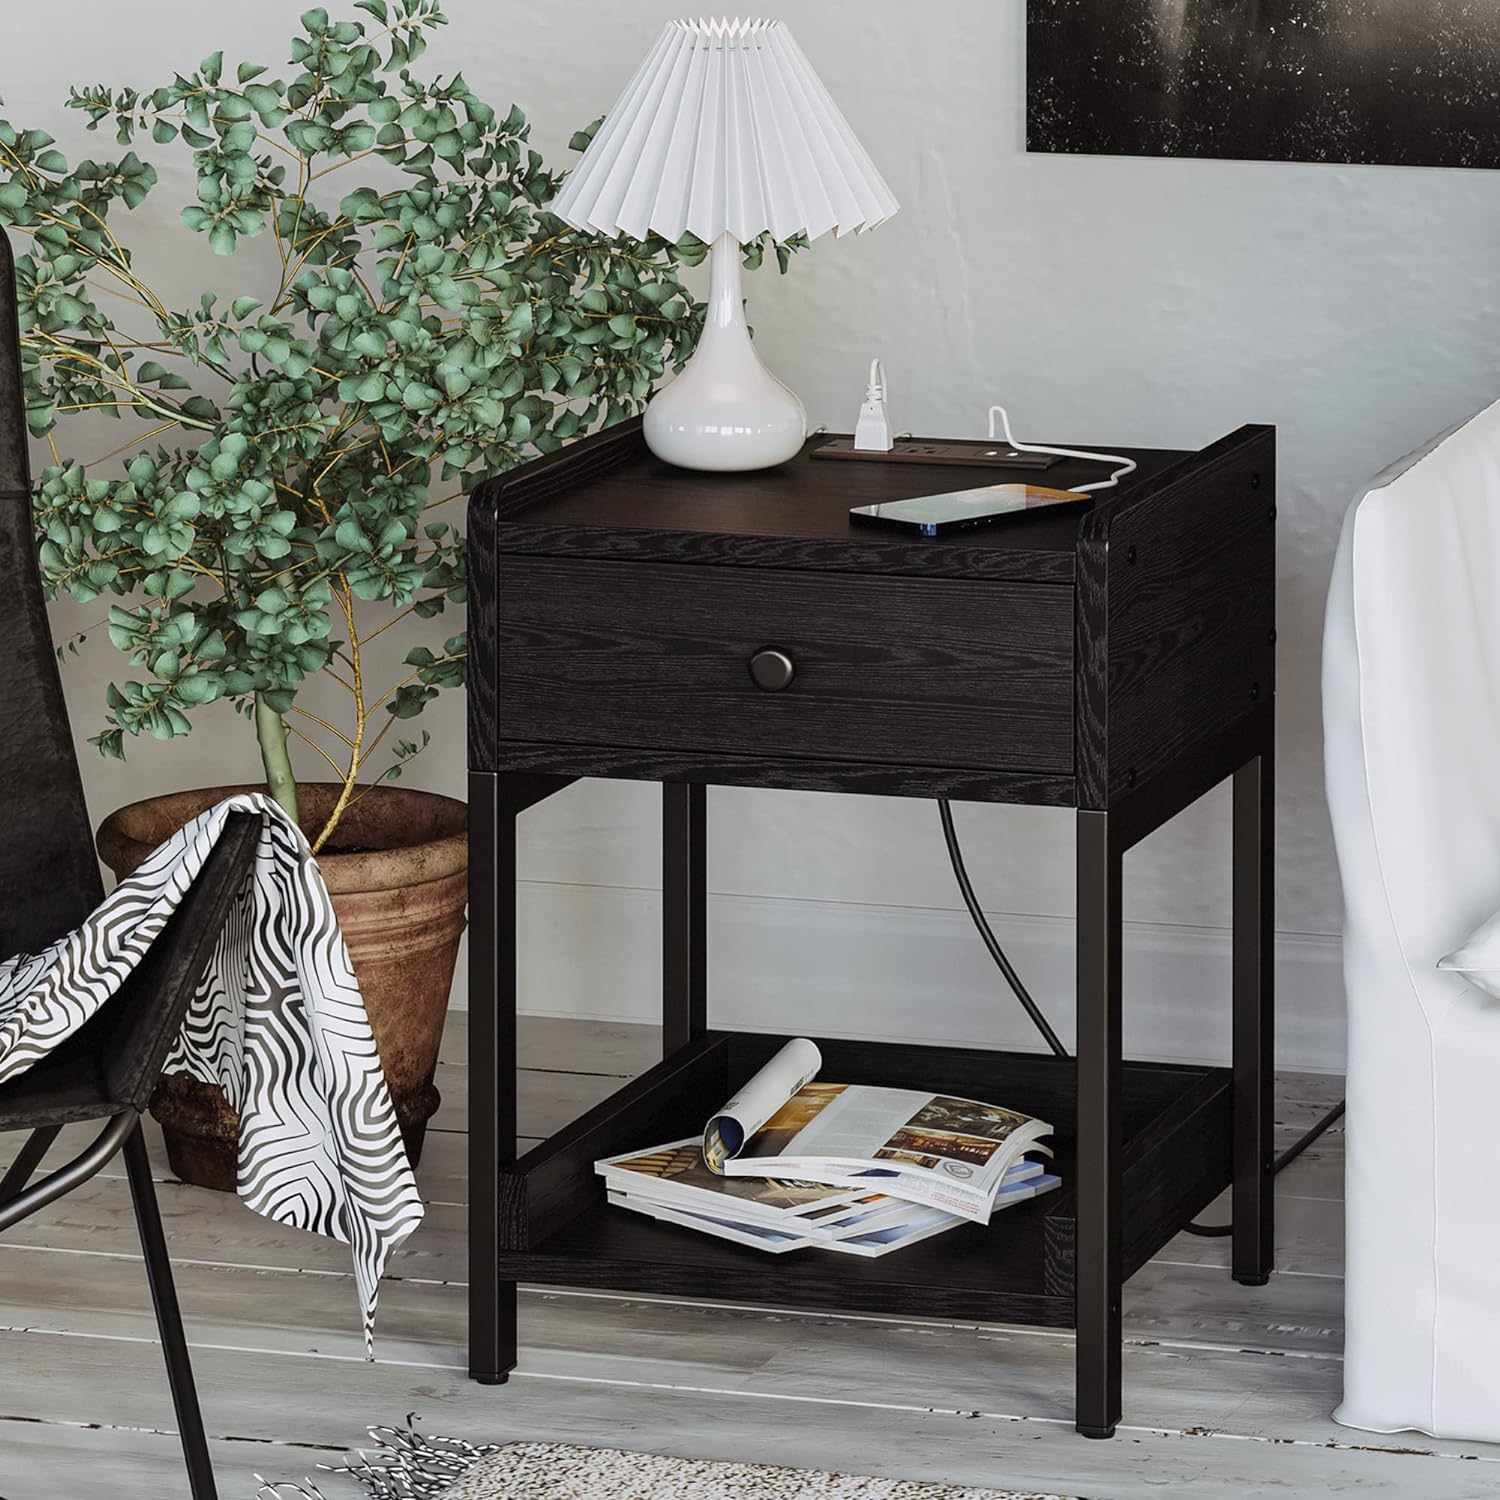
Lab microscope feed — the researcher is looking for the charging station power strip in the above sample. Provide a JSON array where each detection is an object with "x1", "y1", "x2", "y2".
[{"x1": 811, "y1": 437, "x2": 1061, "y2": 471}]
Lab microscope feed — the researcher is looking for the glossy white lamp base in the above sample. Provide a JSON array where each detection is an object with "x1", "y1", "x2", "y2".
[{"x1": 644, "y1": 234, "x2": 807, "y2": 473}]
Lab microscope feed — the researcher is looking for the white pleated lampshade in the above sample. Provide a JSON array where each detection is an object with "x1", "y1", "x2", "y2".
[{"x1": 552, "y1": 17, "x2": 899, "y2": 245}]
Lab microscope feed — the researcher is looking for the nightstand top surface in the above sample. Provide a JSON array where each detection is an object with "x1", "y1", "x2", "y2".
[{"x1": 487, "y1": 431, "x2": 1190, "y2": 563}]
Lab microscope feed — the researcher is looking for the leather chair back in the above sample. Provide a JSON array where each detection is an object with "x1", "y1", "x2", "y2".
[{"x1": 0, "y1": 228, "x2": 104, "y2": 957}]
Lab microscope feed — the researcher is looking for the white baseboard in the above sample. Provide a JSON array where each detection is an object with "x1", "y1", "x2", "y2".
[{"x1": 454, "y1": 881, "x2": 1346, "y2": 1074}]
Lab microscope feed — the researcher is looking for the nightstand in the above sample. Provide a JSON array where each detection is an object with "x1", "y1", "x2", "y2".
[{"x1": 466, "y1": 419, "x2": 1276, "y2": 1439}]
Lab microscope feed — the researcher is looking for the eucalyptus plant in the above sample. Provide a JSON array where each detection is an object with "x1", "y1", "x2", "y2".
[{"x1": 0, "y1": 2, "x2": 746, "y2": 851}]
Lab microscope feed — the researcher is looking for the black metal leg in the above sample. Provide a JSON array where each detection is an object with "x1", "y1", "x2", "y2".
[
  {"x1": 0, "y1": 1124, "x2": 62, "y2": 1206},
  {"x1": 469, "y1": 769, "x2": 518, "y2": 1385},
  {"x1": 123, "y1": 1121, "x2": 218, "y2": 1500},
  {"x1": 1075, "y1": 809, "x2": 1123, "y2": 1440},
  {"x1": 663, "y1": 783, "x2": 707, "y2": 1057},
  {"x1": 1232, "y1": 741, "x2": 1276, "y2": 1285}
]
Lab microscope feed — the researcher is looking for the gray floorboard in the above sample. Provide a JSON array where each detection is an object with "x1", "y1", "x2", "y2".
[{"x1": 4, "y1": 1017, "x2": 1484, "y2": 1500}]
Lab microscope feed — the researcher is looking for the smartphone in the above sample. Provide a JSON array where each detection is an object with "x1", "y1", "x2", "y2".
[{"x1": 849, "y1": 483, "x2": 1091, "y2": 538}]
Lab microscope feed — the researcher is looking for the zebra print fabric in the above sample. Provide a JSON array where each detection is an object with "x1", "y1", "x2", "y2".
[{"x1": 0, "y1": 793, "x2": 423, "y2": 1349}]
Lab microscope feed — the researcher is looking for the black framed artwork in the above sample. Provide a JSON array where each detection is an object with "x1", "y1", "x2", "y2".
[{"x1": 1028, "y1": 2, "x2": 1500, "y2": 170}]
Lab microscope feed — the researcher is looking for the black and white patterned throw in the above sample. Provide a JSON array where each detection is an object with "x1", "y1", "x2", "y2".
[{"x1": 0, "y1": 793, "x2": 424, "y2": 1348}]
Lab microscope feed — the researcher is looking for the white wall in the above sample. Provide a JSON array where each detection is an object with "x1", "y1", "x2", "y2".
[{"x1": 18, "y1": 0, "x2": 1500, "y2": 1071}]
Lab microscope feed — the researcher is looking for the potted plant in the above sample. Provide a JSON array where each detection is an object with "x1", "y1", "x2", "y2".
[{"x1": 0, "y1": 2, "x2": 713, "y2": 1187}]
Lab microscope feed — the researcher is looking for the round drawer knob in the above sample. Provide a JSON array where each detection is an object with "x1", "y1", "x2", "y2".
[{"x1": 749, "y1": 647, "x2": 796, "y2": 693}]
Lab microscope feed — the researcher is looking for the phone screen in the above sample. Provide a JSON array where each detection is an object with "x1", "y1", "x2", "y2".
[{"x1": 849, "y1": 484, "x2": 1089, "y2": 537}]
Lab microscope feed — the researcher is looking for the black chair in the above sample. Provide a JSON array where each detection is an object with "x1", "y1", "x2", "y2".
[{"x1": 0, "y1": 227, "x2": 259, "y2": 1498}]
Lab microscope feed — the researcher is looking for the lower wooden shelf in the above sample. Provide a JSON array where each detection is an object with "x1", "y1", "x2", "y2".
[{"x1": 492, "y1": 1032, "x2": 1232, "y2": 1329}]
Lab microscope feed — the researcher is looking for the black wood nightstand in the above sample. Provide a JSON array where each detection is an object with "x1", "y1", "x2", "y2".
[{"x1": 465, "y1": 420, "x2": 1277, "y2": 1440}]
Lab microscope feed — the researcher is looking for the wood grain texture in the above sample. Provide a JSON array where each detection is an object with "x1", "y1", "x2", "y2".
[
  {"x1": 1075, "y1": 425, "x2": 1277, "y2": 807},
  {"x1": 494, "y1": 557, "x2": 1075, "y2": 774},
  {"x1": 475, "y1": 417, "x2": 650, "y2": 523},
  {"x1": 19, "y1": 1017, "x2": 1500, "y2": 1500},
  {"x1": 482, "y1": 740, "x2": 1078, "y2": 805},
  {"x1": 468, "y1": 421, "x2": 651, "y2": 764},
  {"x1": 497, "y1": 1223, "x2": 1073, "y2": 1328},
  {"x1": 1046, "y1": 1065, "x2": 1234, "y2": 1300},
  {"x1": 469, "y1": 423, "x2": 1273, "y2": 813},
  {"x1": 0, "y1": 1421, "x2": 345, "y2": 1500},
  {"x1": 1121, "y1": 1065, "x2": 1233, "y2": 1275},
  {"x1": 462, "y1": 426, "x2": 1205, "y2": 701},
  {"x1": 505, "y1": 1034, "x2": 731, "y2": 1245},
  {"x1": 0, "y1": 1177, "x2": 1340, "y2": 1359},
  {"x1": 491, "y1": 1028, "x2": 1230, "y2": 1333},
  {"x1": 479, "y1": 420, "x2": 1191, "y2": 582},
  {"x1": 16, "y1": 1324, "x2": 1500, "y2": 1500},
  {"x1": 1106, "y1": 706, "x2": 1273, "y2": 854},
  {"x1": 487, "y1": 519, "x2": 1083, "y2": 584}
]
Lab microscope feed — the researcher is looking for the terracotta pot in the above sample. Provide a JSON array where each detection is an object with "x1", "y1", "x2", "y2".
[{"x1": 96, "y1": 782, "x2": 467, "y2": 1191}]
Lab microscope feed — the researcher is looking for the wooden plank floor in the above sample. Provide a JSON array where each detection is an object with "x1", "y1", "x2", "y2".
[{"x1": 1, "y1": 1017, "x2": 1495, "y2": 1499}]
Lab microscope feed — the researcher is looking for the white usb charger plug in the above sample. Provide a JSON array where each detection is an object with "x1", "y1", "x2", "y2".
[{"x1": 853, "y1": 358, "x2": 895, "y2": 452}]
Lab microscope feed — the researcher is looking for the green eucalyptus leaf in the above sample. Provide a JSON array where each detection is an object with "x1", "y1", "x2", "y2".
[{"x1": 244, "y1": 82, "x2": 285, "y2": 120}]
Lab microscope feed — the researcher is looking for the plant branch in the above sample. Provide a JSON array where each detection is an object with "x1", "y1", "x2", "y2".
[
  {"x1": 84, "y1": 418, "x2": 182, "y2": 467},
  {"x1": 354, "y1": 601, "x2": 418, "y2": 647},
  {"x1": 310, "y1": 580, "x2": 366, "y2": 854},
  {"x1": 286, "y1": 722, "x2": 347, "y2": 779},
  {"x1": 288, "y1": 704, "x2": 356, "y2": 749}
]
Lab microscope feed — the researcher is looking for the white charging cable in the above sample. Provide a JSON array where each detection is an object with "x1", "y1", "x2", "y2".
[
  {"x1": 987, "y1": 405, "x2": 1137, "y2": 495},
  {"x1": 854, "y1": 358, "x2": 895, "y2": 452}
]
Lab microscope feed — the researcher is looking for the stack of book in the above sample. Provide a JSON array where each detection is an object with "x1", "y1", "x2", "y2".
[{"x1": 594, "y1": 1039, "x2": 1060, "y2": 1258}]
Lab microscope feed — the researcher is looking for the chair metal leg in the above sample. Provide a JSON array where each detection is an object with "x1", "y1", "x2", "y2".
[
  {"x1": 123, "y1": 1121, "x2": 218, "y2": 1500},
  {"x1": 0, "y1": 1124, "x2": 62, "y2": 1206}
]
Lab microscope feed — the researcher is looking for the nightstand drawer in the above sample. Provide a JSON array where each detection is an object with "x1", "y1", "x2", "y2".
[{"x1": 495, "y1": 557, "x2": 1074, "y2": 773}]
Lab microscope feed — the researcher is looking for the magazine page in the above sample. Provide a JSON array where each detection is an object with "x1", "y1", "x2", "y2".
[
  {"x1": 608, "y1": 1173, "x2": 1063, "y2": 1259},
  {"x1": 612, "y1": 1191, "x2": 964, "y2": 1259},
  {"x1": 595, "y1": 1137, "x2": 869, "y2": 1224},
  {"x1": 605, "y1": 1192, "x2": 815, "y2": 1254},
  {"x1": 703, "y1": 1037, "x2": 822, "y2": 1172},
  {"x1": 722, "y1": 1082, "x2": 1052, "y2": 1222}
]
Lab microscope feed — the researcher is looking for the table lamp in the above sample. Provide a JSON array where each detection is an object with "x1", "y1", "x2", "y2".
[{"x1": 552, "y1": 17, "x2": 899, "y2": 473}]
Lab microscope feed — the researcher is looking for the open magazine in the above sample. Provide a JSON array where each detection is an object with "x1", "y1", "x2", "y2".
[
  {"x1": 595, "y1": 1040, "x2": 1058, "y2": 1255},
  {"x1": 704, "y1": 1038, "x2": 1053, "y2": 1224}
]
